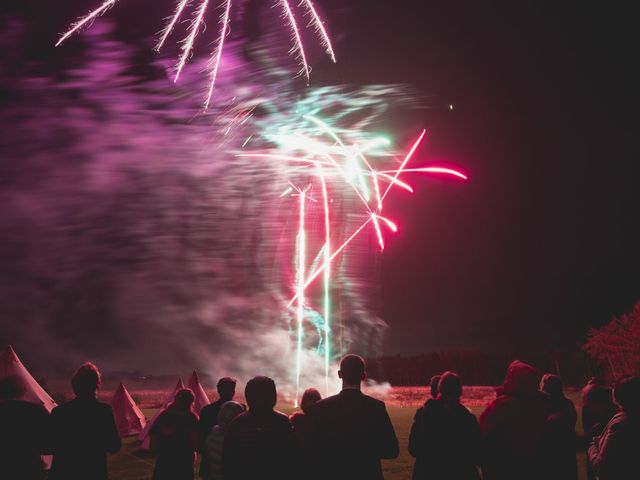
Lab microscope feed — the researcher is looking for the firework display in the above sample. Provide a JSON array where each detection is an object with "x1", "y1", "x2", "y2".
[
  {"x1": 53, "y1": 3, "x2": 467, "y2": 400},
  {"x1": 226, "y1": 88, "x2": 467, "y2": 398}
]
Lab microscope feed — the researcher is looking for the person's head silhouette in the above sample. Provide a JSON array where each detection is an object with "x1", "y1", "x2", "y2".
[
  {"x1": 299, "y1": 388, "x2": 322, "y2": 414},
  {"x1": 172, "y1": 388, "x2": 196, "y2": 412},
  {"x1": 218, "y1": 401, "x2": 245, "y2": 433},
  {"x1": 338, "y1": 354, "x2": 366, "y2": 389},
  {"x1": 245, "y1": 376, "x2": 277, "y2": 412},
  {"x1": 217, "y1": 377, "x2": 236, "y2": 401},
  {"x1": 71, "y1": 362, "x2": 101, "y2": 399},
  {"x1": 613, "y1": 376, "x2": 640, "y2": 414},
  {"x1": 437, "y1": 371, "x2": 463, "y2": 401},
  {"x1": 0, "y1": 375, "x2": 25, "y2": 400},
  {"x1": 540, "y1": 373, "x2": 564, "y2": 398}
]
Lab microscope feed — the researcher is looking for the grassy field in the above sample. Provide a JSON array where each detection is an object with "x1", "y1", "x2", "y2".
[{"x1": 107, "y1": 394, "x2": 589, "y2": 480}]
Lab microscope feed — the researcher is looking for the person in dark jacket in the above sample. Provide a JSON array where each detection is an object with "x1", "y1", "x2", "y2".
[
  {"x1": 290, "y1": 387, "x2": 322, "y2": 453},
  {"x1": 409, "y1": 371, "x2": 481, "y2": 480},
  {"x1": 588, "y1": 376, "x2": 640, "y2": 480},
  {"x1": 198, "y1": 377, "x2": 236, "y2": 478},
  {"x1": 151, "y1": 388, "x2": 199, "y2": 480},
  {"x1": 308, "y1": 354, "x2": 399, "y2": 480},
  {"x1": 223, "y1": 376, "x2": 296, "y2": 480},
  {"x1": 540, "y1": 373, "x2": 578, "y2": 480},
  {"x1": 47, "y1": 362, "x2": 121, "y2": 480},
  {"x1": 0, "y1": 375, "x2": 49, "y2": 480},
  {"x1": 479, "y1": 360, "x2": 549, "y2": 480}
]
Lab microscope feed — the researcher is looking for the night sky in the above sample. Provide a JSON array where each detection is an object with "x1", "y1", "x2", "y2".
[{"x1": 1, "y1": 1, "x2": 638, "y2": 364}]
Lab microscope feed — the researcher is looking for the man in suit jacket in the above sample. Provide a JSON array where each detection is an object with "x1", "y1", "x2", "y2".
[
  {"x1": 309, "y1": 354, "x2": 399, "y2": 480},
  {"x1": 47, "y1": 363, "x2": 121, "y2": 480}
]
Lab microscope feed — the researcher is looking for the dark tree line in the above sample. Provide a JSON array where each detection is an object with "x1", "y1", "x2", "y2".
[{"x1": 366, "y1": 348, "x2": 599, "y2": 387}]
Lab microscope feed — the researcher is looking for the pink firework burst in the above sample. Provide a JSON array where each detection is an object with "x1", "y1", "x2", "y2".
[{"x1": 56, "y1": 0, "x2": 336, "y2": 108}]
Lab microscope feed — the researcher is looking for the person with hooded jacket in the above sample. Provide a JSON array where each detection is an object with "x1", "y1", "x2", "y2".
[
  {"x1": 409, "y1": 371, "x2": 481, "y2": 480},
  {"x1": 479, "y1": 360, "x2": 549, "y2": 480}
]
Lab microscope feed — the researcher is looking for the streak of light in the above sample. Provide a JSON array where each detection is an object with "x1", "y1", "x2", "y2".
[
  {"x1": 204, "y1": 0, "x2": 233, "y2": 109},
  {"x1": 301, "y1": 0, "x2": 336, "y2": 63},
  {"x1": 287, "y1": 217, "x2": 373, "y2": 308},
  {"x1": 380, "y1": 166, "x2": 468, "y2": 180},
  {"x1": 280, "y1": 0, "x2": 310, "y2": 82},
  {"x1": 174, "y1": 0, "x2": 210, "y2": 82},
  {"x1": 56, "y1": 0, "x2": 117, "y2": 47},
  {"x1": 156, "y1": 0, "x2": 192, "y2": 51}
]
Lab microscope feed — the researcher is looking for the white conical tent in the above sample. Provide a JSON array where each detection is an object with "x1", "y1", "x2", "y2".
[
  {"x1": 138, "y1": 377, "x2": 184, "y2": 449},
  {"x1": 111, "y1": 382, "x2": 146, "y2": 437},
  {"x1": 0, "y1": 345, "x2": 56, "y2": 413},
  {"x1": 187, "y1": 370, "x2": 210, "y2": 414}
]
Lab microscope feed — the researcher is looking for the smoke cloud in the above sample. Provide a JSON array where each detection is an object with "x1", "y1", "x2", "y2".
[{"x1": 1, "y1": 17, "x2": 406, "y2": 398}]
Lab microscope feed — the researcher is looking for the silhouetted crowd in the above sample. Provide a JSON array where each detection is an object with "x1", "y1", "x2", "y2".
[{"x1": 0, "y1": 356, "x2": 638, "y2": 480}]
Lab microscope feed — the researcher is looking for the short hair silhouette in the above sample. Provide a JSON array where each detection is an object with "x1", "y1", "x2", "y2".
[
  {"x1": 613, "y1": 376, "x2": 640, "y2": 411},
  {"x1": 71, "y1": 362, "x2": 101, "y2": 397},
  {"x1": 245, "y1": 376, "x2": 277, "y2": 411},
  {"x1": 438, "y1": 371, "x2": 462, "y2": 399},
  {"x1": 339, "y1": 354, "x2": 365, "y2": 385},
  {"x1": 217, "y1": 377, "x2": 237, "y2": 397},
  {"x1": 173, "y1": 388, "x2": 195, "y2": 410},
  {"x1": 429, "y1": 375, "x2": 441, "y2": 398},
  {"x1": 218, "y1": 401, "x2": 246, "y2": 431},
  {"x1": 540, "y1": 373, "x2": 563, "y2": 397},
  {"x1": 0, "y1": 375, "x2": 25, "y2": 400},
  {"x1": 300, "y1": 388, "x2": 322, "y2": 413}
]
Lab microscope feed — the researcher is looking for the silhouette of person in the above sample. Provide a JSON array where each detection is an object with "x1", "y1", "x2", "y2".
[
  {"x1": 539, "y1": 374, "x2": 578, "y2": 480},
  {"x1": 582, "y1": 377, "x2": 617, "y2": 441},
  {"x1": 203, "y1": 401, "x2": 245, "y2": 480},
  {"x1": 290, "y1": 387, "x2": 322, "y2": 453},
  {"x1": 0, "y1": 375, "x2": 49, "y2": 480},
  {"x1": 581, "y1": 377, "x2": 617, "y2": 479},
  {"x1": 151, "y1": 387, "x2": 199, "y2": 480},
  {"x1": 589, "y1": 376, "x2": 640, "y2": 480},
  {"x1": 429, "y1": 375, "x2": 441, "y2": 399},
  {"x1": 479, "y1": 360, "x2": 549, "y2": 480},
  {"x1": 47, "y1": 362, "x2": 121, "y2": 480},
  {"x1": 409, "y1": 371, "x2": 481, "y2": 480},
  {"x1": 223, "y1": 376, "x2": 296, "y2": 480},
  {"x1": 308, "y1": 354, "x2": 399, "y2": 480},
  {"x1": 198, "y1": 377, "x2": 236, "y2": 478}
]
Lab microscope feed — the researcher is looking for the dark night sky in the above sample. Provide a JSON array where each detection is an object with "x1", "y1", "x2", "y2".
[{"x1": 1, "y1": 1, "x2": 638, "y2": 359}]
